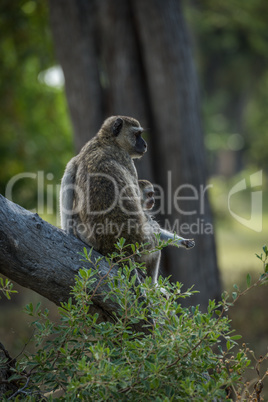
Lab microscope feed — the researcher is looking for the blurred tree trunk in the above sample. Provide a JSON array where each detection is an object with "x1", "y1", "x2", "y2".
[{"x1": 49, "y1": 0, "x2": 220, "y2": 308}]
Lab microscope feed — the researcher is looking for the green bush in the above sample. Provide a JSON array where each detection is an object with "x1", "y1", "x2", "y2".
[{"x1": 2, "y1": 243, "x2": 268, "y2": 401}]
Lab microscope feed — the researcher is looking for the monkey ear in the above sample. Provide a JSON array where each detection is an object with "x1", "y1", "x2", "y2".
[{"x1": 112, "y1": 118, "x2": 123, "y2": 136}]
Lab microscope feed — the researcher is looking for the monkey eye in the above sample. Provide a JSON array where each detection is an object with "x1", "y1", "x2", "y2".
[
  {"x1": 148, "y1": 192, "x2": 154, "y2": 198},
  {"x1": 133, "y1": 128, "x2": 143, "y2": 136}
]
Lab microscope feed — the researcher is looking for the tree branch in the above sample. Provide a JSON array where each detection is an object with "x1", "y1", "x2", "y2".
[{"x1": 0, "y1": 195, "x2": 148, "y2": 332}]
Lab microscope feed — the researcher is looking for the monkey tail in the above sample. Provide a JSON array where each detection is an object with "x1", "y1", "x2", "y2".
[{"x1": 60, "y1": 158, "x2": 77, "y2": 234}]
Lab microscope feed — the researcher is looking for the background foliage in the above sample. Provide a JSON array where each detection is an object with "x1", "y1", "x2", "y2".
[
  {"x1": 2, "y1": 243, "x2": 267, "y2": 401},
  {"x1": 0, "y1": 0, "x2": 73, "y2": 211},
  {"x1": 0, "y1": 0, "x2": 267, "y2": 398},
  {"x1": 185, "y1": 0, "x2": 268, "y2": 169},
  {"x1": 1, "y1": 0, "x2": 268, "y2": 204}
]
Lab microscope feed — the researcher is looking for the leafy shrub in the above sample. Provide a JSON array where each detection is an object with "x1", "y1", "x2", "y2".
[{"x1": 2, "y1": 243, "x2": 268, "y2": 401}]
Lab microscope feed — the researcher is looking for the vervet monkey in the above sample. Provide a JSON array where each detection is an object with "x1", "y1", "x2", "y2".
[
  {"x1": 60, "y1": 116, "x2": 161, "y2": 284},
  {"x1": 138, "y1": 179, "x2": 195, "y2": 249},
  {"x1": 138, "y1": 179, "x2": 155, "y2": 211}
]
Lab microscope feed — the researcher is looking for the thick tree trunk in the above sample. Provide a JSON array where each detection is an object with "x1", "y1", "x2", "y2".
[
  {"x1": 130, "y1": 0, "x2": 220, "y2": 306},
  {"x1": 48, "y1": 0, "x2": 221, "y2": 308},
  {"x1": 49, "y1": 0, "x2": 103, "y2": 152},
  {"x1": 0, "y1": 195, "x2": 150, "y2": 334}
]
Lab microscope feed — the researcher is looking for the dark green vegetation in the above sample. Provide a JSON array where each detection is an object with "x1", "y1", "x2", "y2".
[
  {"x1": 1, "y1": 243, "x2": 267, "y2": 400},
  {"x1": 0, "y1": 1, "x2": 73, "y2": 211},
  {"x1": 185, "y1": 0, "x2": 268, "y2": 169}
]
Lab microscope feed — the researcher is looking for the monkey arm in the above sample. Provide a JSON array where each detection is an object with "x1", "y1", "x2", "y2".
[{"x1": 159, "y1": 229, "x2": 195, "y2": 249}]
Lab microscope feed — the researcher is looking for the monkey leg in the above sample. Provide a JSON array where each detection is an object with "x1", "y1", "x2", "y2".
[{"x1": 144, "y1": 250, "x2": 161, "y2": 284}]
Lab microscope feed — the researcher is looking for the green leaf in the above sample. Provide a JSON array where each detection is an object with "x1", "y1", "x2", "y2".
[
  {"x1": 35, "y1": 302, "x2": 41, "y2": 314},
  {"x1": 59, "y1": 347, "x2": 67, "y2": 355},
  {"x1": 79, "y1": 269, "x2": 87, "y2": 279},
  {"x1": 117, "y1": 238, "x2": 126, "y2": 248},
  {"x1": 265, "y1": 264, "x2": 268, "y2": 273},
  {"x1": 25, "y1": 303, "x2": 34, "y2": 316},
  {"x1": 262, "y1": 245, "x2": 268, "y2": 256},
  {"x1": 230, "y1": 335, "x2": 242, "y2": 340},
  {"x1": 84, "y1": 247, "x2": 88, "y2": 257}
]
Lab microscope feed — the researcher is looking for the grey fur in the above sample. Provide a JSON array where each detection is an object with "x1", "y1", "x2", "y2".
[
  {"x1": 138, "y1": 180, "x2": 195, "y2": 249},
  {"x1": 60, "y1": 158, "x2": 76, "y2": 234},
  {"x1": 60, "y1": 116, "x2": 162, "y2": 283}
]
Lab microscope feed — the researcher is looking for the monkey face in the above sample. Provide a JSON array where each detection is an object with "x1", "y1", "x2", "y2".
[
  {"x1": 133, "y1": 129, "x2": 147, "y2": 156},
  {"x1": 122, "y1": 125, "x2": 147, "y2": 158},
  {"x1": 144, "y1": 189, "x2": 155, "y2": 210},
  {"x1": 138, "y1": 180, "x2": 155, "y2": 211},
  {"x1": 109, "y1": 117, "x2": 147, "y2": 159}
]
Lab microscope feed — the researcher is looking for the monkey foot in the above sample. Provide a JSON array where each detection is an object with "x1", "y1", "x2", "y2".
[{"x1": 181, "y1": 239, "x2": 195, "y2": 249}]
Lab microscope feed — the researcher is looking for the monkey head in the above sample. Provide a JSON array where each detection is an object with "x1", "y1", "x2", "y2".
[
  {"x1": 138, "y1": 179, "x2": 155, "y2": 211},
  {"x1": 99, "y1": 116, "x2": 147, "y2": 158}
]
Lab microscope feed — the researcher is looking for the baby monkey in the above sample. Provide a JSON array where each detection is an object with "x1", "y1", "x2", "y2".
[{"x1": 138, "y1": 180, "x2": 195, "y2": 249}]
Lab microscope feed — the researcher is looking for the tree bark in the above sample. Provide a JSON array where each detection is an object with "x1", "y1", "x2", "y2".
[
  {"x1": 0, "y1": 195, "x2": 150, "y2": 333},
  {"x1": 49, "y1": 0, "x2": 103, "y2": 153},
  {"x1": 48, "y1": 0, "x2": 221, "y2": 308},
  {"x1": 130, "y1": 0, "x2": 220, "y2": 306}
]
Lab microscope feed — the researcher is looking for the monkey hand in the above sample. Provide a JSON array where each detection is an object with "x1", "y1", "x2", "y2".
[
  {"x1": 172, "y1": 235, "x2": 195, "y2": 249},
  {"x1": 180, "y1": 238, "x2": 195, "y2": 249}
]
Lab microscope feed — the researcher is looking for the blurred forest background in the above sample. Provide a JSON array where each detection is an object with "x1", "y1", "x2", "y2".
[{"x1": 0, "y1": 0, "x2": 267, "y2": 389}]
